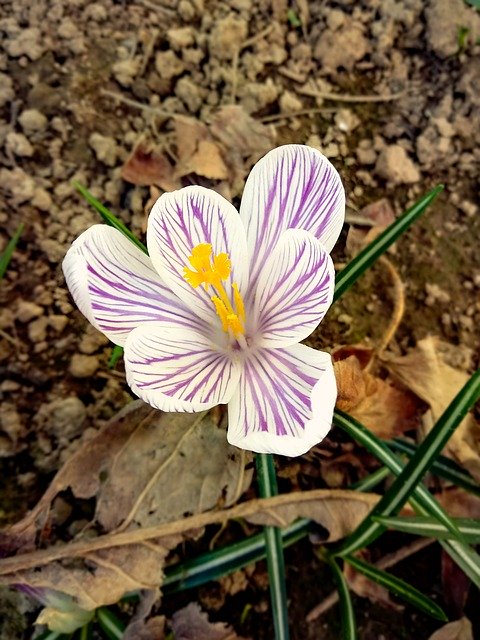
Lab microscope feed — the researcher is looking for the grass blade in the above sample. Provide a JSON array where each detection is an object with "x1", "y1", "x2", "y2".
[
  {"x1": 256, "y1": 453, "x2": 290, "y2": 640},
  {"x1": 334, "y1": 410, "x2": 480, "y2": 588},
  {"x1": 0, "y1": 222, "x2": 24, "y2": 279},
  {"x1": 388, "y1": 438, "x2": 480, "y2": 497},
  {"x1": 108, "y1": 345, "x2": 124, "y2": 369},
  {"x1": 344, "y1": 555, "x2": 447, "y2": 621},
  {"x1": 322, "y1": 552, "x2": 357, "y2": 640},
  {"x1": 163, "y1": 518, "x2": 312, "y2": 593},
  {"x1": 333, "y1": 186, "x2": 443, "y2": 301},
  {"x1": 335, "y1": 370, "x2": 480, "y2": 556},
  {"x1": 96, "y1": 608, "x2": 125, "y2": 640},
  {"x1": 73, "y1": 182, "x2": 147, "y2": 254},
  {"x1": 374, "y1": 515, "x2": 480, "y2": 543}
]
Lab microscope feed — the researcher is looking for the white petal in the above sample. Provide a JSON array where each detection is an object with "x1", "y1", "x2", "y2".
[
  {"x1": 147, "y1": 186, "x2": 249, "y2": 327},
  {"x1": 252, "y1": 229, "x2": 334, "y2": 348},
  {"x1": 240, "y1": 145, "x2": 345, "y2": 292},
  {"x1": 227, "y1": 344, "x2": 336, "y2": 456},
  {"x1": 125, "y1": 322, "x2": 242, "y2": 412},
  {"x1": 62, "y1": 225, "x2": 207, "y2": 346}
]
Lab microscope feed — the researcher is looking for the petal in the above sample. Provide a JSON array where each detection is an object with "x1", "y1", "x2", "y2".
[
  {"x1": 147, "y1": 186, "x2": 249, "y2": 326},
  {"x1": 227, "y1": 344, "x2": 336, "y2": 456},
  {"x1": 252, "y1": 229, "x2": 334, "y2": 348},
  {"x1": 125, "y1": 322, "x2": 242, "y2": 412},
  {"x1": 240, "y1": 145, "x2": 345, "y2": 291},
  {"x1": 62, "y1": 225, "x2": 207, "y2": 346}
]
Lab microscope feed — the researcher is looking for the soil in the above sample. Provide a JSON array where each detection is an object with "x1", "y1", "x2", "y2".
[{"x1": 1, "y1": 0, "x2": 479, "y2": 638}]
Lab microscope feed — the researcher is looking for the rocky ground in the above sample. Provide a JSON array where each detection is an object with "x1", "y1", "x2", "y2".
[{"x1": 1, "y1": 0, "x2": 479, "y2": 638}]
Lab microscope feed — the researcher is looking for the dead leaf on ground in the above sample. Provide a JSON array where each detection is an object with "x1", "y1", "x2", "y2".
[
  {"x1": 123, "y1": 590, "x2": 165, "y2": 640},
  {"x1": 384, "y1": 336, "x2": 480, "y2": 480},
  {"x1": 334, "y1": 353, "x2": 419, "y2": 439},
  {"x1": 0, "y1": 487, "x2": 380, "y2": 613},
  {"x1": 0, "y1": 401, "x2": 252, "y2": 610},
  {"x1": 173, "y1": 116, "x2": 229, "y2": 181},
  {"x1": 121, "y1": 141, "x2": 181, "y2": 191},
  {"x1": 346, "y1": 198, "x2": 396, "y2": 257},
  {"x1": 427, "y1": 617, "x2": 473, "y2": 640},
  {"x1": 171, "y1": 602, "x2": 250, "y2": 640}
]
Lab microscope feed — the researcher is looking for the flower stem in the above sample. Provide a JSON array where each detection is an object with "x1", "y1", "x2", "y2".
[{"x1": 256, "y1": 453, "x2": 290, "y2": 640}]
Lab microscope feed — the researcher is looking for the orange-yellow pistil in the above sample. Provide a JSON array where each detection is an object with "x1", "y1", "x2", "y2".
[{"x1": 183, "y1": 243, "x2": 246, "y2": 340}]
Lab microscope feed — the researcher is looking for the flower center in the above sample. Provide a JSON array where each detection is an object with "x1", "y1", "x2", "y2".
[{"x1": 183, "y1": 243, "x2": 245, "y2": 337}]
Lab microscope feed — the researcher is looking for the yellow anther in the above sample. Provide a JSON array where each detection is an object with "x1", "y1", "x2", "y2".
[
  {"x1": 183, "y1": 243, "x2": 246, "y2": 337},
  {"x1": 232, "y1": 283, "x2": 245, "y2": 323},
  {"x1": 212, "y1": 296, "x2": 229, "y2": 331},
  {"x1": 226, "y1": 314, "x2": 243, "y2": 336}
]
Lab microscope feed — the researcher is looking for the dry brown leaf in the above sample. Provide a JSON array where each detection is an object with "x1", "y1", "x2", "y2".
[
  {"x1": 427, "y1": 618, "x2": 473, "y2": 640},
  {"x1": 121, "y1": 141, "x2": 181, "y2": 191},
  {"x1": 346, "y1": 198, "x2": 396, "y2": 257},
  {"x1": 334, "y1": 354, "x2": 418, "y2": 438},
  {"x1": 172, "y1": 116, "x2": 229, "y2": 180},
  {"x1": 123, "y1": 590, "x2": 165, "y2": 640},
  {"x1": 0, "y1": 402, "x2": 251, "y2": 609},
  {"x1": 384, "y1": 336, "x2": 480, "y2": 480},
  {"x1": 171, "y1": 602, "x2": 250, "y2": 640}
]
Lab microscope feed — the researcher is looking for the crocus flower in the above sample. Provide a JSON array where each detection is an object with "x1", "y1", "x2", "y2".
[{"x1": 63, "y1": 145, "x2": 345, "y2": 456}]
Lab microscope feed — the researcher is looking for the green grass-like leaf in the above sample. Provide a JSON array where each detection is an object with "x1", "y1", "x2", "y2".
[
  {"x1": 108, "y1": 345, "x2": 124, "y2": 369},
  {"x1": 333, "y1": 185, "x2": 443, "y2": 302},
  {"x1": 334, "y1": 410, "x2": 480, "y2": 588},
  {"x1": 388, "y1": 438, "x2": 480, "y2": 497},
  {"x1": 73, "y1": 182, "x2": 147, "y2": 254},
  {"x1": 96, "y1": 608, "x2": 125, "y2": 640},
  {"x1": 323, "y1": 552, "x2": 357, "y2": 640},
  {"x1": 334, "y1": 369, "x2": 480, "y2": 556},
  {"x1": 344, "y1": 555, "x2": 447, "y2": 621},
  {"x1": 256, "y1": 453, "x2": 290, "y2": 640},
  {"x1": 374, "y1": 515, "x2": 480, "y2": 543},
  {"x1": 0, "y1": 222, "x2": 24, "y2": 279}
]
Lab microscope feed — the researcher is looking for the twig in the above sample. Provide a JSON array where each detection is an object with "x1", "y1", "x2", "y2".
[
  {"x1": 306, "y1": 537, "x2": 434, "y2": 622},
  {"x1": 376, "y1": 256, "x2": 405, "y2": 354},
  {"x1": 297, "y1": 87, "x2": 407, "y2": 103},
  {"x1": 100, "y1": 89, "x2": 178, "y2": 119},
  {"x1": 0, "y1": 490, "x2": 378, "y2": 575},
  {"x1": 259, "y1": 108, "x2": 337, "y2": 123}
]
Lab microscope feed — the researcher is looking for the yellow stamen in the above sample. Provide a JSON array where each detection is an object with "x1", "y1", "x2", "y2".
[{"x1": 183, "y1": 243, "x2": 246, "y2": 337}]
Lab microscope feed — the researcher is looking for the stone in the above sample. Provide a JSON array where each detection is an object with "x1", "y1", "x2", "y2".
[
  {"x1": 79, "y1": 325, "x2": 109, "y2": 354},
  {"x1": 175, "y1": 76, "x2": 203, "y2": 112},
  {"x1": 374, "y1": 145, "x2": 420, "y2": 184},
  {"x1": 167, "y1": 27, "x2": 195, "y2": 50},
  {"x1": 4, "y1": 27, "x2": 44, "y2": 60},
  {"x1": 18, "y1": 108, "x2": 48, "y2": 134},
  {"x1": 16, "y1": 300, "x2": 43, "y2": 323},
  {"x1": 36, "y1": 397, "x2": 87, "y2": 440},
  {"x1": 279, "y1": 90, "x2": 303, "y2": 114},
  {"x1": 426, "y1": 0, "x2": 480, "y2": 58},
  {"x1": 28, "y1": 317, "x2": 49, "y2": 342},
  {"x1": 69, "y1": 354, "x2": 99, "y2": 378},
  {"x1": 89, "y1": 133, "x2": 118, "y2": 167},
  {"x1": 112, "y1": 58, "x2": 140, "y2": 87},
  {"x1": 5, "y1": 132, "x2": 34, "y2": 157},
  {"x1": 209, "y1": 15, "x2": 248, "y2": 60},
  {"x1": 0, "y1": 73, "x2": 14, "y2": 107},
  {"x1": 48, "y1": 315, "x2": 69, "y2": 333},
  {"x1": 314, "y1": 21, "x2": 369, "y2": 72},
  {"x1": 155, "y1": 50, "x2": 185, "y2": 80}
]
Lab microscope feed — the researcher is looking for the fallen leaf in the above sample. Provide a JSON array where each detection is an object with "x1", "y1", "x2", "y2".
[
  {"x1": 0, "y1": 401, "x2": 252, "y2": 609},
  {"x1": 346, "y1": 198, "x2": 396, "y2": 257},
  {"x1": 123, "y1": 590, "x2": 165, "y2": 640},
  {"x1": 427, "y1": 617, "x2": 473, "y2": 640},
  {"x1": 171, "y1": 602, "x2": 250, "y2": 640},
  {"x1": 334, "y1": 354, "x2": 419, "y2": 438},
  {"x1": 121, "y1": 141, "x2": 181, "y2": 191},
  {"x1": 384, "y1": 337, "x2": 480, "y2": 480},
  {"x1": 441, "y1": 549, "x2": 471, "y2": 616}
]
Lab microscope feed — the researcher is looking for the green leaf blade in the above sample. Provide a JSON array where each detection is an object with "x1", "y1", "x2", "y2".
[
  {"x1": 344, "y1": 555, "x2": 447, "y2": 622},
  {"x1": 324, "y1": 553, "x2": 357, "y2": 640},
  {"x1": 374, "y1": 515, "x2": 480, "y2": 543},
  {"x1": 0, "y1": 222, "x2": 24, "y2": 279},
  {"x1": 73, "y1": 182, "x2": 147, "y2": 254}
]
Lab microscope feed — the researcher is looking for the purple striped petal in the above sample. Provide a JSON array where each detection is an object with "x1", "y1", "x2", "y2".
[
  {"x1": 252, "y1": 229, "x2": 334, "y2": 348},
  {"x1": 239, "y1": 145, "x2": 345, "y2": 293},
  {"x1": 62, "y1": 225, "x2": 206, "y2": 346},
  {"x1": 125, "y1": 322, "x2": 242, "y2": 411},
  {"x1": 147, "y1": 186, "x2": 249, "y2": 327},
  {"x1": 227, "y1": 344, "x2": 336, "y2": 456}
]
